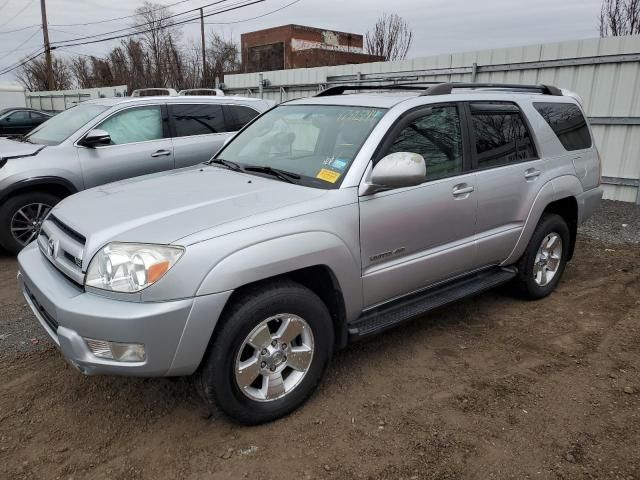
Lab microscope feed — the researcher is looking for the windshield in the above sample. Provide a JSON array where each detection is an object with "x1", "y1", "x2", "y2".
[
  {"x1": 26, "y1": 103, "x2": 109, "y2": 146},
  {"x1": 216, "y1": 104, "x2": 386, "y2": 189}
]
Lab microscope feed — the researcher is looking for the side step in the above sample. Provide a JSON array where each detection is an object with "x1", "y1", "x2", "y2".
[{"x1": 348, "y1": 267, "x2": 517, "y2": 340}]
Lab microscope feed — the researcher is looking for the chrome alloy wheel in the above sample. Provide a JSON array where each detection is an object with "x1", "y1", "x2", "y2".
[
  {"x1": 235, "y1": 314, "x2": 314, "y2": 402},
  {"x1": 533, "y1": 232, "x2": 563, "y2": 287},
  {"x1": 10, "y1": 203, "x2": 52, "y2": 246}
]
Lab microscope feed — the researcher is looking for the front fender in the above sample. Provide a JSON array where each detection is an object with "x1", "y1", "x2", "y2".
[{"x1": 196, "y1": 231, "x2": 363, "y2": 321}]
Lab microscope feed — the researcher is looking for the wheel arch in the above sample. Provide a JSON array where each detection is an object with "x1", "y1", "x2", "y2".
[{"x1": 0, "y1": 176, "x2": 78, "y2": 204}]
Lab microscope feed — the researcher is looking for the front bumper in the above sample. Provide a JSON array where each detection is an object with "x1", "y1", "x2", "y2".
[{"x1": 17, "y1": 242, "x2": 232, "y2": 377}]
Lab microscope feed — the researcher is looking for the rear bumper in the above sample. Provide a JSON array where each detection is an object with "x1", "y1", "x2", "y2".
[
  {"x1": 17, "y1": 242, "x2": 232, "y2": 377},
  {"x1": 576, "y1": 186, "x2": 603, "y2": 224}
]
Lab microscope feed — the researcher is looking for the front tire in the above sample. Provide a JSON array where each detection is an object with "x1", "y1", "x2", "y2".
[
  {"x1": 0, "y1": 192, "x2": 60, "y2": 255},
  {"x1": 512, "y1": 213, "x2": 570, "y2": 299},
  {"x1": 198, "y1": 280, "x2": 334, "y2": 424}
]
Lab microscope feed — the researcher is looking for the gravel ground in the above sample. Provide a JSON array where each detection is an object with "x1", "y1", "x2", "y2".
[{"x1": 579, "y1": 199, "x2": 640, "y2": 244}]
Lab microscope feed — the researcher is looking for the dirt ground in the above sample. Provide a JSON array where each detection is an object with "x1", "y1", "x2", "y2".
[{"x1": 1, "y1": 234, "x2": 639, "y2": 479}]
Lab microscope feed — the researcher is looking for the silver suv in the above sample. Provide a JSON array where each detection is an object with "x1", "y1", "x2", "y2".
[
  {"x1": 17, "y1": 83, "x2": 602, "y2": 424},
  {"x1": 0, "y1": 95, "x2": 273, "y2": 253}
]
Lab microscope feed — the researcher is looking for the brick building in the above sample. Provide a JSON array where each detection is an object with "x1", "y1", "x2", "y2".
[{"x1": 241, "y1": 24, "x2": 384, "y2": 73}]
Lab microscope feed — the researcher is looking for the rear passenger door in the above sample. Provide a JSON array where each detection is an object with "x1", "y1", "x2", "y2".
[
  {"x1": 169, "y1": 103, "x2": 260, "y2": 169},
  {"x1": 169, "y1": 103, "x2": 227, "y2": 169},
  {"x1": 468, "y1": 101, "x2": 545, "y2": 266}
]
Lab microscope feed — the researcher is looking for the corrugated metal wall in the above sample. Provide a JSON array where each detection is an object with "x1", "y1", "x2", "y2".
[{"x1": 223, "y1": 35, "x2": 640, "y2": 203}]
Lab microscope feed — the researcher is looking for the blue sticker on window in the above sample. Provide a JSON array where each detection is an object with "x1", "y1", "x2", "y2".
[{"x1": 332, "y1": 159, "x2": 348, "y2": 171}]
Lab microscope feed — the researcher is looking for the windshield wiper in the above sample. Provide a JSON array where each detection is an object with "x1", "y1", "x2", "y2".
[
  {"x1": 205, "y1": 158, "x2": 242, "y2": 171},
  {"x1": 243, "y1": 165, "x2": 301, "y2": 184}
]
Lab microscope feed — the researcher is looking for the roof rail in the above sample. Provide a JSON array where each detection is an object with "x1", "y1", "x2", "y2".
[
  {"x1": 315, "y1": 83, "x2": 437, "y2": 97},
  {"x1": 421, "y1": 82, "x2": 563, "y2": 96}
]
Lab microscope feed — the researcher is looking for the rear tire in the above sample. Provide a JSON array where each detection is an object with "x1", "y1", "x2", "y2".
[
  {"x1": 512, "y1": 213, "x2": 570, "y2": 300},
  {"x1": 0, "y1": 192, "x2": 60, "y2": 255},
  {"x1": 197, "y1": 280, "x2": 334, "y2": 425}
]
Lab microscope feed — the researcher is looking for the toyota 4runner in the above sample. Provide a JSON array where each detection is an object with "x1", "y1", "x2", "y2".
[{"x1": 17, "y1": 83, "x2": 603, "y2": 424}]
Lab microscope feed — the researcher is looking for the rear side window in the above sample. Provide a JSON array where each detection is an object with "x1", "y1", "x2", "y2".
[
  {"x1": 470, "y1": 103, "x2": 536, "y2": 169},
  {"x1": 533, "y1": 102, "x2": 592, "y2": 151},
  {"x1": 224, "y1": 105, "x2": 259, "y2": 131},
  {"x1": 169, "y1": 104, "x2": 225, "y2": 137}
]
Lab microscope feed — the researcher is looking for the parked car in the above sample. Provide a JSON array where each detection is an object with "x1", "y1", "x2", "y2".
[
  {"x1": 0, "y1": 107, "x2": 52, "y2": 136},
  {"x1": 178, "y1": 89, "x2": 225, "y2": 96},
  {"x1": 0, "y1": 95, "x2": 273, "y2": 253},
  {"x1": 17, "y1": 83, "x2": 602, "y2": 424}
]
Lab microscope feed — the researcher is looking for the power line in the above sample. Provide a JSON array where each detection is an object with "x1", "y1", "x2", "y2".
[
  {"x1": 51, "y1": 0, "x2": 233, "y2": 47},
  {"x1": 0, "y1": 0, "x2": 36, "y2": 29},
  {"x1": 0, "y1": 48, "x2": 45, "y2": 76},
  {"x1": 53, "y1": 0, "x2": 265, "y2": 49},
  {"x1": 204, "y1": 0, "x2": 302, "y2": 25},
  {"x1": 0, "y1": 26, "x2": 42, "y2": 60},
  {"x1": 0, "y1": 24, "x2": 40, "y2": 35},
  {"x1": 49, "y1": 0, "x2": 194, "y2": 27}
]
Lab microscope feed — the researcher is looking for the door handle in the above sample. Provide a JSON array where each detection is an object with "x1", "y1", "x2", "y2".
[
  {"x1": 151, "y1": 149, "x2": 171, "y2": 157},
  {"x1": 452, "y1": 184, "x2": 474, "y2": 196},
  {"x1": 524, "y1": 168, "x2": 541, "y2": 180}
]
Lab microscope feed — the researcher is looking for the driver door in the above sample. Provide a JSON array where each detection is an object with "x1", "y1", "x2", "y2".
[
  {"x1": 359, "y1": 103, "x2": 478, "y2": 308},
  {"x1": 77, "y1": 105, "x2": 174, "y2": 188}
]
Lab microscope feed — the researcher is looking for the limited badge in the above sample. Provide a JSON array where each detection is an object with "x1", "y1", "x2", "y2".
[{"x1": 316, "y1": 168, "x2": 341, "y2": 183}]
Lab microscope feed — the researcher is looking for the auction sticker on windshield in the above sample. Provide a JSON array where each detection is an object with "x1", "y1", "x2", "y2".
[{"x1": 316, "y1": 168, "x2": 341, "y2": 183}]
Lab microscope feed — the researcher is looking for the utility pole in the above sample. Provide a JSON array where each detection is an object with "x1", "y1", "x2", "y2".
[
  {"x1": 200, "y1": 7, "x2": 207, "y2": 87},
  {"x1": 40, "y1": 0, "x2": 54, "y2": 90}
]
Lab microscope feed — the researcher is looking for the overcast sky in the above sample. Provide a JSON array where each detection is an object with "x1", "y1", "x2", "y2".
[{"x1": 0, "y1": 0, "x2": 604, "y2": 83}]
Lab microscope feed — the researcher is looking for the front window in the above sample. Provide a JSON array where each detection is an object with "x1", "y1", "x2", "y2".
[
  {"x1": 26, "y1": 103, "x2": 109, "y2": 146},
  {"x1": 96, "y1": 106, "x2": 163, "y2": 145},
  {"x1": 217, "y1": 105, "x2": 386, "y2": 189}
]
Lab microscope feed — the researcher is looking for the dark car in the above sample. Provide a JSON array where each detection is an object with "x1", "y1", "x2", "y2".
[{"x1": 0, "y1": 108, "x2": 52, "y2": 136}]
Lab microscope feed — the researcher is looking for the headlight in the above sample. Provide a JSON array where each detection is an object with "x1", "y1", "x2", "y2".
[{"x1": 85, "y1": 243, "x2": 184, "y2": 293}]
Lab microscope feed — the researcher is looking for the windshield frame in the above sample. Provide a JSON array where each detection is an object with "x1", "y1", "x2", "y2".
[
  {"x1": 213, "y1": 103, "x2": 388, "y2": 190},
  {"x1": 25, "y1": 103, "x2": 110, "y2": 146}
]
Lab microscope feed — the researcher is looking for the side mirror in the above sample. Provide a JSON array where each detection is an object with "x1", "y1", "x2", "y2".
[
  {"x1": 370, "y1": 152, "x2": 426, "y2": 190},
  {"x1": 79, "y1": 129, "x2": 111, "y2": 148}
]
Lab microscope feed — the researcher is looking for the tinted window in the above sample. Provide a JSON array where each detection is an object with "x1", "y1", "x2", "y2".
[
  {"x1": 7, "y1": 111, "x2": 30, "y2": 121},
  {"x1": 471, "y1": 105, "x2": 536, "y2": 168},
  {"x1": 386, "y1": 105, "x2": 463, "y2": 181},
  {"x1": 30, "y1": 112, "x2": 49, "y2": 120},
  {"x1": 534, "y1": 102, "x2": 592, "y2": 151},
  {"x1": 170, "y1": 104, "x2": 225, "y2": 137},
  {"x1": 98, "y1": 106, "x2": 163, "y2": 145},
  {"x1": 224, "y1": 105, "x2": 260, "y2": 131}
]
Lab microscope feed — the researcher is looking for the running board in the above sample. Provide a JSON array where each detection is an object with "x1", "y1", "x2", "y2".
[{"x1": 348, "y1": 267, "x2": 517, "y2": 340}]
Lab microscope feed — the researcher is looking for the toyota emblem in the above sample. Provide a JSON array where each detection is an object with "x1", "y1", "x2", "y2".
[{"x1": 47, "y1": 238, "x2": 56, "y2": 257}]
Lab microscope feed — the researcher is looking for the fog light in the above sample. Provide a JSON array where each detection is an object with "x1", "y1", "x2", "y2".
[{"x1": 84, "y1": 338, "x2": 146, "y2": 362}]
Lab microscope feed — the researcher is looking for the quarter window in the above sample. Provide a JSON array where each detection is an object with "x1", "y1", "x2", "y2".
[
  {"x1": 97, "y1": 106, "x2": 163, "y2": 145},
  {"x1": 224, "y1": 105, "x2": 259, "y2": 131},
  {"x1": 169, "y1": 104, "x2": 225, "y2": 137},
  {"x1": 386, "y1": 105, "x2": 463, "y2": 181},
  {"x1": 471, "y1": 104, "x2": 536, "y2": 168},
  {"x1": 533, "y1": 102, "x2": 592, "y2": 151}
]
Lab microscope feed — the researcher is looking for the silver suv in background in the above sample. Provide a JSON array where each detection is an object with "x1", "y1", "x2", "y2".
[
  {"x1": 17, "y1": 83, "x2": 602, "y2": 424},
  {"x1": 0, "y1": 95, "x2": 273, "y2": 253}
]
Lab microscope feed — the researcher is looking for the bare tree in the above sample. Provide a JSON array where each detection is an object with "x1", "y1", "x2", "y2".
[
  {"x1": 365, "y1": 13, "x2": 413, "y2": 61},
  {"x1": 207, "y1": 32, "x2": 241, "y2": 84},
  {"x1": 600, "y1": 0, "x2": 640, "y2": 36},
  {"x1": 16, "y1": 55, "x2": 72, "y2": 91}
]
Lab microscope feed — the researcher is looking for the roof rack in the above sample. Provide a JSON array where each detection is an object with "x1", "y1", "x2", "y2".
[
  {"x1": 421, "y1": 82, "x2": 563, "y2": 96},
  {"x1": 314, "y1": 82, "x2": 563, "y2": 98},
  {"x1": 315, "y1": 83, "x2": 437, "y2": 97}
]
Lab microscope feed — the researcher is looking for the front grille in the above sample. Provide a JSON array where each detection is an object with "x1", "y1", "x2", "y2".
[
  {"x1": 24, "y1": 284, "x2": 58, "y2": 332},
  {"x1": 38, "y1": 216, "x2": 86, "y2": 286},
  {"x1": 49, "y1": 215, "x2": 86, "y2": 244}
]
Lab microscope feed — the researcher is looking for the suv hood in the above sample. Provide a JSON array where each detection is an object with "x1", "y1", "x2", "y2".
[
  {"x1": 52, "y1": 166, "x2": 328, "y2": 254},
  {"x1": 0, "y1": 137, "x2": 45, "y2": 163}
]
